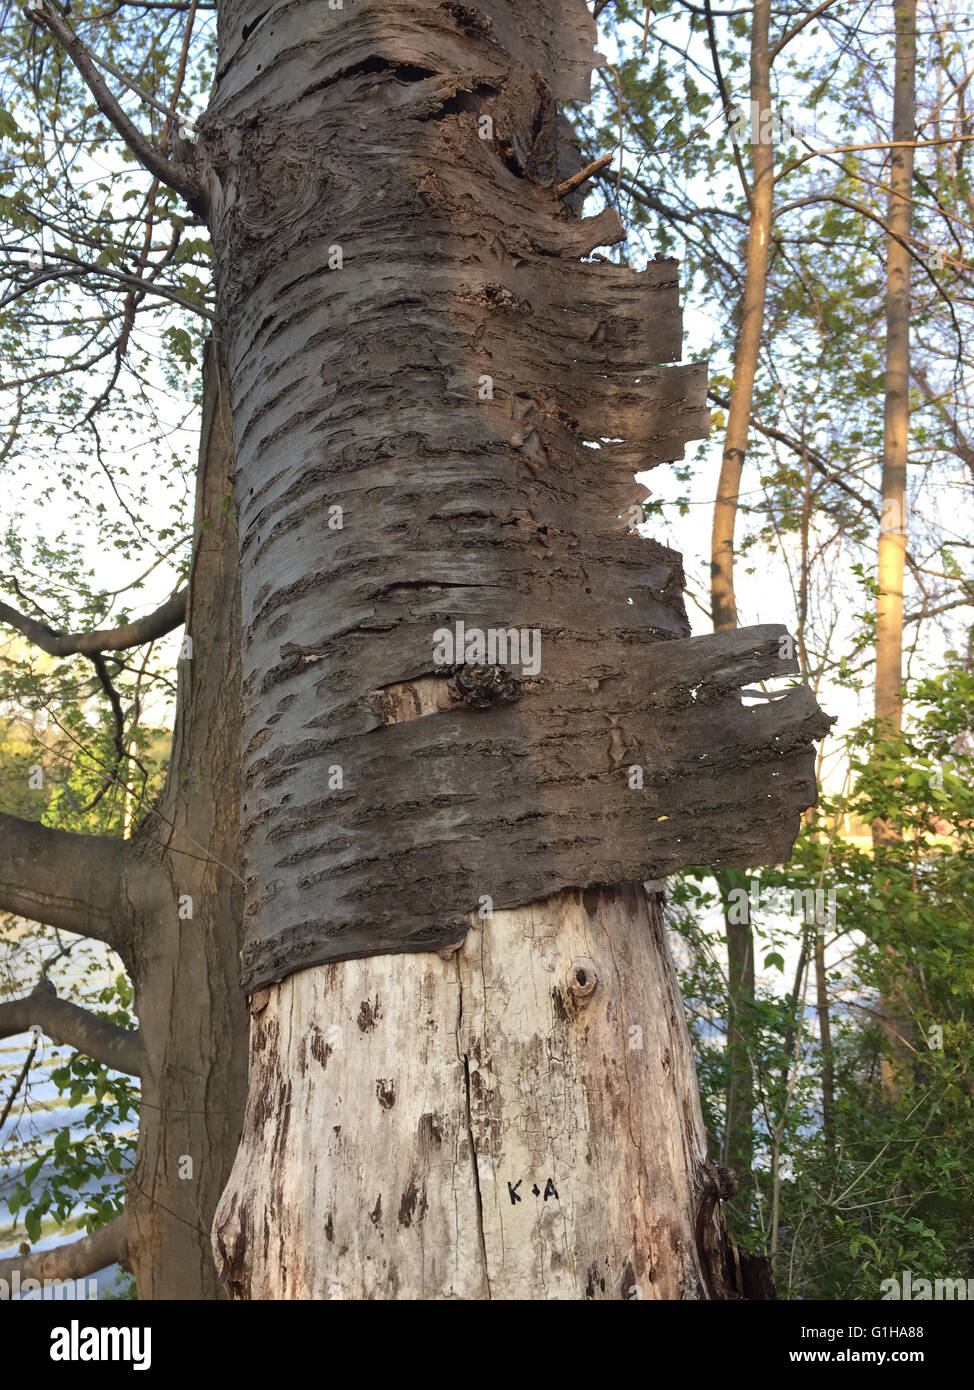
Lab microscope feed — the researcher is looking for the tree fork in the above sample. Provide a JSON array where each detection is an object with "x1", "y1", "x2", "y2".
[{"x1": 0, "y1": 341, "x2": 245, "y2": 1298}]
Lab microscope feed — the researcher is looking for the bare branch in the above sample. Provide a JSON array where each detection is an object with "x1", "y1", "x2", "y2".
[
  {"x1": 26, "y1": 2, "x2": 204, "y2": 211},
  {"x1": 554, "y1": 151, "x2": 614, "y2": 198},
  {"x1": 0, "y1": 588, "x2": 186, "y2": 656},
  {"x1": 0, "y1": 979, "x2": 143, "y2": 1077},
  {"x1": 770, "y1": 0, "x2": 841, "y2": 61},
  {"x1": 0, "y1": 814, "x2": 131, "y2": 950},
  {"x1": 0, "y1": 1030, "x2": 39, "y2": 1132},
  {"x1": 0, "y1": 1215, "x2": 128, "y2": 1285}
]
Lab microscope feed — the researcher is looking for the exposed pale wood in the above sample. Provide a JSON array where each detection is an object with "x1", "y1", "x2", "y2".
[
  {"x1": 214, "y1": 885, "x2": 742, "y2": 1300},
  {"x1": 205, "y1": 0, "x2": 821, "y2": 1302}
]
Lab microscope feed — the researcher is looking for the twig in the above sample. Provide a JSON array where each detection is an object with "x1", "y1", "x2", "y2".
[
  {"x1": 554, "y1": 152, "x2": 614, "y2": 199},
  {"x1": 26, "y1": 1, "x2": 203, "y2": 209}
]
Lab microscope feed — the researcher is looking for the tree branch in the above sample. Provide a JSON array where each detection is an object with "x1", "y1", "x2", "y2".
[
  {"x1": 0, "y1": 588, "x2": 186, "y2": 656},
  {"x1": 911, "y1": 361, "x2": 974, "y2": 485},
  {"x1": 0, "y1": 1215, "x2": 129, "y2": 1285},
  {"x1": 26, "y1": 2, "x2": 203, "y2": 211},
  {"x1": 770, "y1": 0, "x2": 840, "y2": 61},
  {"x1": 0, "y1": 979, "x2": 143, "y2": 1077},
  {"x1": 0, "y1": 1030, "x2": 39, "y2": 1132},
  {"x1": 0, "y1": 814, "x2": 131, "y2": 950}
]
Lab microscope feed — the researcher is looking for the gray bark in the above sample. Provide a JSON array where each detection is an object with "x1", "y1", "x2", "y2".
[
  {"x1": 121, "y1": 340, "x2": 248, "y2": 1298},
  {"x1": 0, "y1": 979, "x2": 143, "y2": 1077},
  {"x1": 198, "y1": 0, "x2": 827, "y2": 991},
  {"x1": 0, "y1": 814, "x2": 133, "y2": 949},
  {"x1": 203, "y1": 0, "x2": 828, "y2": 1300}
]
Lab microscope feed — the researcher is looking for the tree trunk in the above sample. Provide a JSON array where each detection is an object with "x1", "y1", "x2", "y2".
[
  {"x1": 0, "y1": 341, "x2": 247, "y2": 1299},
  {"x1": 719, "y1": 877, "x2": 755, "y2": 1206},
  {"x1": 215, "y1": 884, "x2": 743, "y2": 1300},
  {"x1": 123, "y1": 341, "x2": 247, "y2": 1298},
  {"x1": 710, "y1": 0, "x2": 773, "y2": 635},
  {"x1": 201, "y1": 0, "x2": 827, "y2": 1299},
  {"x1": 874, "y1": 0, "x2": 917, "y2": 1098},
  {"x1": 813, "y1": 927, "x2": 834, "y2": 1146},
  {"x1": 707, "y1": 1, "x2": 773, "y2": 1197}
]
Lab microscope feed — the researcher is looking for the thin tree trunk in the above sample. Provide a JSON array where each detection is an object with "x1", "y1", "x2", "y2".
[
  {"x1": 709, "y1": 0, "x2": 773, "y2": 1195},
  {"x1": 710, "y1": 0, "x2": 773, "y2": 634},
  {"x1": 873, "y1": 0, "x2": 917, "y2": 1099},
  {"x1": 718, "y1": 876, "x2": 755, "y2": 1206},
  {"x1": 813, "y1": 929, "x2": 834, "y2": 1146}
]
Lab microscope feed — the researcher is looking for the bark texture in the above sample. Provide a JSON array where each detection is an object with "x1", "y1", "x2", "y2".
[
  {"x1": 0, "y1": 814, "x2": 130, "y2": 945},
  {"x1": 121, "y1": 340, "x2": 248, "y2": 1297},
  {"x1": 215, "y1": 884, "x2": 744, "y2": 1300},
  {"x1": 0, "y1": 979, "x2": 143, "y2": 1078},
  {"x1": 203, "y1": 0, "x2": 830, "y2": 1300},
  {"x1": 0, "y1": 1215, "x2": 126, "y2": 1287},
  {"x1": 200, "y1": 0, "x2": 827, "y2": 991}
]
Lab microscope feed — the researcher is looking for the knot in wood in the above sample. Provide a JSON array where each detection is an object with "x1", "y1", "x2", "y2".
[
  {"x1": 448, "y1": 664, "x2": 523, "y2": 709},
  {"x1": 567, "y1": 958, "x2": 599, "y2": 1001},
  {"x1": 444, "y1": 1, "x2": 493, "y2": 32}
]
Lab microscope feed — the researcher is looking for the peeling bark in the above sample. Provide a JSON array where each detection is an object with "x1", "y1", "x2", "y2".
[
  {"x1": 198, "y1": 0, "x2": 826, "y2": 989},
  {"x1": 204, "y1": 0, "x2": 828, "y2": 1299}
]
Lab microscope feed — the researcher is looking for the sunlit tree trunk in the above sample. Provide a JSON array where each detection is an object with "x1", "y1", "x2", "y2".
[
  {"x1": 874, "y1": 0, "x2": 917, "y2": 1098},
  {"x1": 708, "y1": 0, "x2": 774, "y2": 1200}
]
